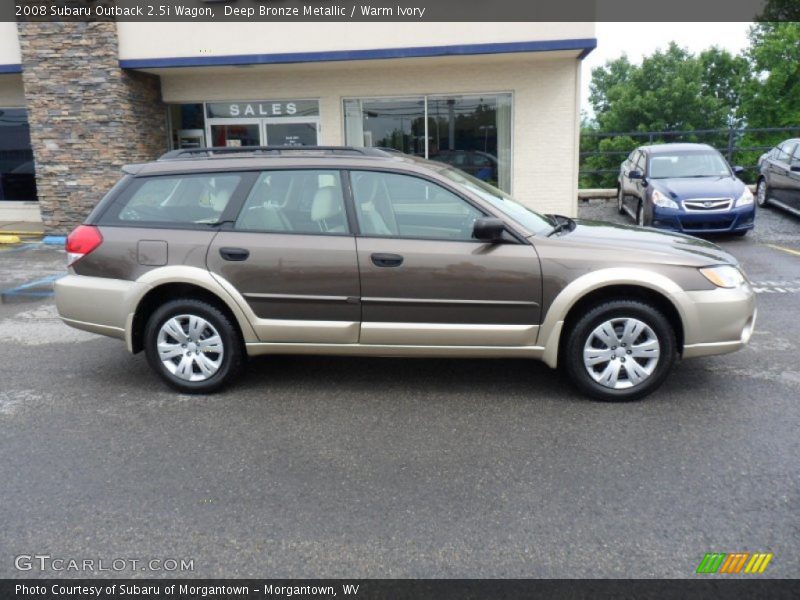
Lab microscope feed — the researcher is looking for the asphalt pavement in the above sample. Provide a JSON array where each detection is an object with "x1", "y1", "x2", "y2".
[{"x1": 0, "y1": 204, "x2": 798, "y2": 579}]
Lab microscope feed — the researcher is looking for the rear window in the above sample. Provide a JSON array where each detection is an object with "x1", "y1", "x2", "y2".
[{"x1": 102, "y1": 173, "x2": 243, "y2": 226}]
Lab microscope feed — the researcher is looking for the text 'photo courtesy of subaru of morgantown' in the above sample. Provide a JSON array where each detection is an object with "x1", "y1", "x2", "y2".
[
  {"x1": 55, "y1": 146, "x2": 756, "y2": 402},
  {"x1": 617, "y1": 143, "x2": 755, "y2": 235}
]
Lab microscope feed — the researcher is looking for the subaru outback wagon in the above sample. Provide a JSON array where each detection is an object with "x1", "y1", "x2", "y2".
[{"x1": 55, "y1": 146, "x2": 756, "y2": 401}]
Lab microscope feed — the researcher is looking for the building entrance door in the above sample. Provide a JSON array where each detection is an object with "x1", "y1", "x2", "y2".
[
  {"x1": 264, "y1": 118, "x2": 320, "y2": 146},
  {"x1": 208, "y1": 120, "x2": 261, "y2": 147},
  {"x1": 207, "y1": 118, "x2": 320, "y2": 148}
]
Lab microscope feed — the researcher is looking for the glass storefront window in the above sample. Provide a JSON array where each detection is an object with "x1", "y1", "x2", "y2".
[
  {"x1": 344, "y1": 93, "x2": 512, "y2": 192},
  {"x1": 168, "y1": 104, "x2": 205, "y2": 149},
  {"x1": 344, "y1": 98, "x2": 426, "y2": 156},
  {"x1": 0, "y1": 108, "x2": 37, "y2": 201}
]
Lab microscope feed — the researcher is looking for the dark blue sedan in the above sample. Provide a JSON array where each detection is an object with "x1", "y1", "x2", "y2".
[{"x1": 617, "y1": 143, "x2": 755, "y2": 236}]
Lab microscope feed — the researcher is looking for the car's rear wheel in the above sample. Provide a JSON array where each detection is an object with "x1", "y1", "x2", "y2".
[
  {"x1": 563, "y1": 300, "x2": 677, "y2": 401},
  {"x1": 756, "y1": 179, "x2": 769, "y2": 207},
  {"x1": 144, "y1": 299, "x2": 244, "y2": 393},
  {"x1": 617, "y1": 187, "x2": 626, "y2": 214}
]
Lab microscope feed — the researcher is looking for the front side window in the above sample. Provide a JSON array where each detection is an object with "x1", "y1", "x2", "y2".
[
  {"x1": 235, "y1": 170, "x2": 348, "y2": 235},
  {"x1": 350, "y1": 171, "x2": 482, "y2": 241},
  {"x1": 112, "y1": 174, "x2": 242, "y2": 225},
  {"x1": 441, "y1": 168, "x2": 552, "y2": 235}
]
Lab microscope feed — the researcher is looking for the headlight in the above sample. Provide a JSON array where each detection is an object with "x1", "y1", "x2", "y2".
[
  {"x1": 699, "y1": 265, "x2": 745, "y2": 288},
  {"x1": 652, "y1": 189, "x2": 679, "y2": 209},
  {"x1": 735, "y1": 187, "x2": 754, "y2": 207}
]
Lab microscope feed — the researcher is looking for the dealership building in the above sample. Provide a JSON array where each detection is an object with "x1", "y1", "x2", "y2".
[{"x1": 0, "y1": 21, "x2": 595, "y2": 232}]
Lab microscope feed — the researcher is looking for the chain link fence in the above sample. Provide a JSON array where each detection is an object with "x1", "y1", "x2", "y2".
[{"x1": 580, "y1": 126, "x2": 800, "y2": 189}]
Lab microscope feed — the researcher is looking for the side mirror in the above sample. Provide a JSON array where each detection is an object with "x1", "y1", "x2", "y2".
[
  {"x1": 628, "y1": 170, "x2": 643, "y2": 180},
  {"x1": 733, "y1": 166, "x2": 745, "y2": 175},
  {"x1": 791, "y1": 164, "x2": 800, "y2": 173},
  {"x1": 473, "y1": 217, "x2": 506, "y2": 243}
]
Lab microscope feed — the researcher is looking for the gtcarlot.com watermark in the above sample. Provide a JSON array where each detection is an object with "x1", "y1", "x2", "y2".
[{"x1": 15, "y1": 554, "x2": 194, "y2": 573}]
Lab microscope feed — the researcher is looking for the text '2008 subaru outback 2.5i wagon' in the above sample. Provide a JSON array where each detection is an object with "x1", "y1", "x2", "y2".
[{"x1": 55, "y1": 146, "x2": 756, "y2": 401}]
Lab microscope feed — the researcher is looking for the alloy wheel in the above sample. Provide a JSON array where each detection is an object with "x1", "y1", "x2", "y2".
[
  {"x1": 583, "y1": 317, "x2": 660, "y2": 390},
  {"x1": 756, "y1": 180, "x2": 768, "y2": 207},
  {"x1": 156, "y1": 314, "x2": 224, "y2": 382}
]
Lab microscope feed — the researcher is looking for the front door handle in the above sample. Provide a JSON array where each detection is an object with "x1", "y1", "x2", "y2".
[
  {"x1": 371, "y1": 253, "x2": 403, "y2": 268},
  {"x1": 219, "y1": 247, "x2": 250, "y2": 262}
]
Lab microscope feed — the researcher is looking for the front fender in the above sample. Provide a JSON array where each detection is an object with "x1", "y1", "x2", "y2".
[{"x1": 537, "y1": 267, "x2": 689, "y2": 368}]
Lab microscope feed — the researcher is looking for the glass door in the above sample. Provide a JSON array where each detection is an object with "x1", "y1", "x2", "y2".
[
  {"x1": 207, "y1": 119, "x2": 262, "y2": 148},
  {"x1": 264, "y1": 118, "x2": 320, "y2": 147}
]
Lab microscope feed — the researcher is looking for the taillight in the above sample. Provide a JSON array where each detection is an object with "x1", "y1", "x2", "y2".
[{"x1": 66, "y1": 225, "x2": 103, "y2": 267}]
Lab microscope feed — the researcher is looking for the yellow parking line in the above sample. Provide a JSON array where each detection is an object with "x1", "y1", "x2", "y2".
[{"x1": 767, "y1": 244, "x2": 800, "y2": 257}]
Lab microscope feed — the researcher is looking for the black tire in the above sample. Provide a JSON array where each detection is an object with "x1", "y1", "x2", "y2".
[
  {"x1": 563, "y1": 300, "x2": 677, "y2": 402},
  {"x1": 732, "y1": 230, "x2": 749, "y2": 237},
  {"x1": 617, "y1": 187, "x2": 626, "y2": 214},
  {"x1": 636, "y1": 201, "x2": 647, "y2": 226},
  {"x1": 756, "y1": 178, "x2": 769, "y2": 208},
  {"x1": 144, "y1": 299, "x2": 245, "y2": 394}
]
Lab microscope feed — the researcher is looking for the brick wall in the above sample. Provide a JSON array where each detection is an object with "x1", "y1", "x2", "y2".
[{"x1": 18, "y1": 22, "x2": 166, "y2": 233}]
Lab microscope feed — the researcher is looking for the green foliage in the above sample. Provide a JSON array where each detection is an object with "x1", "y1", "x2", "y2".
[
  {"x1": 582, "y1": 25, "x2": 800, "y2": 188},
  {"x1": 741, "y1": 22, "x2": 800, "y2": 129}
]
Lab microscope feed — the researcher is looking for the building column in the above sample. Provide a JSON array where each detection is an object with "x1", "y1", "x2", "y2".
[{"x1": 17, "y1": 22, "x2": 166, "y2": 234}]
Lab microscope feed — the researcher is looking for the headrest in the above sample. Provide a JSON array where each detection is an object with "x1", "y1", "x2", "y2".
[{"x1": 311, "y1": 187, "x2": 342, "y2": 222}]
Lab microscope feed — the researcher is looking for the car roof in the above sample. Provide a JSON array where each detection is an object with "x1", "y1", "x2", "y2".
[
  {"x1": 124, "y1": 146, "x2": 446, "y2": 177},
  {"x1": 639, "y1": 143, "x2": 718, "y2": 154}
]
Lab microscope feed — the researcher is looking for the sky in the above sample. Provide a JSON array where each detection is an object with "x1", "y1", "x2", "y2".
[{"x1": 581, "y1": 22, "x2": 754, "y2": 116}]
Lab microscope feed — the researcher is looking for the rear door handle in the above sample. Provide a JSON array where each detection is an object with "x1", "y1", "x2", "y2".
[
  {"x1": 219, "y1": 247, "x2": 250, "y2": 262},
  {"x1": 371, "y1": 253, "x2": 403, "y2": 268}
]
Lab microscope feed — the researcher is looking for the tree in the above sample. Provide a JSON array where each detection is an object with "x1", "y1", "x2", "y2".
[
  {"x1": 584, "y1": 44, "x2": 749, "y2": 186},
  {"x1": 740, "y1": 22, "x2": 800, "y2": 129}
]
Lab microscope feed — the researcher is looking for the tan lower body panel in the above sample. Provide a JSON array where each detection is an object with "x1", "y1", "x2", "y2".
[
  {"x1": 246, "y1": 342, "x2": 545, "y2": 359},
  {"x1": 682, "y1": 340, "x2": 745, "y2": 359},
  {"x1": 60, "y1": 317, "x2": 125, "y2": 340},
  {"x1": 359, "y1": 322, "x2": 539, "y2": 346}
]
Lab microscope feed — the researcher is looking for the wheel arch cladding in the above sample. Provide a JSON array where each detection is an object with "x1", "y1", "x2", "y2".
[
  {"x1": 131, "y1": 282, "x2": 244, "y2": 354},
  {"x1": 558, "y1": 284, "x2": 685, "y2": 364}
]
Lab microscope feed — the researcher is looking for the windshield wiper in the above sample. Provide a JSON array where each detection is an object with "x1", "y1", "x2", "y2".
[{"x1": 545, "y1": 214, "x2": 576, "y2": 237}]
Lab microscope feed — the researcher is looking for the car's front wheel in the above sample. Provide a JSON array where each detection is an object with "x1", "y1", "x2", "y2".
[
  {"x1": 636, "y1": 201, "x2": 647, "y2": 226},
  {"x1": 144, "y1": 299, "x2": 244, "y2": 393},
  {"x1": 563, "y1": 300, "x2": 677, "y2": 401},
  {"x1": 756, "y1": 178, "x2": 770, "y2": 208}
]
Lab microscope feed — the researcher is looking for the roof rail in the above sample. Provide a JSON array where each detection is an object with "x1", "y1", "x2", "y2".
[{"x1": 158, "y1": 146, "x2": 390, "y2": 161}]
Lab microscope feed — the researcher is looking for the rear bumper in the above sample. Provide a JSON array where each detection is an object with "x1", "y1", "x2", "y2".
[
  {"x1": 54, "y1": 274, "x2": 145, "y2": 342},
  {"x1": 680, "y1": 284, "x2": 757, "y2": 358},
  {"x1": 652, "y1": 205, "x2": 755, "y2": 234}
]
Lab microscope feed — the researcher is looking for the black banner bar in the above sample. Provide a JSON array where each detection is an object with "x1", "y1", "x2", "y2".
[
  {"x1": 3, "y1": 579, "x2": 800, "y2": 600},
  {"x1": 5, "y1": 0, "x2": 798, "y2": 23}
]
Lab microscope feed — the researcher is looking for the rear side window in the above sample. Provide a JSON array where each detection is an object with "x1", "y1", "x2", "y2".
[
  {"x1": 103, "y1": 173, "x2": 243, "y2": 226},
  {"x1": 234, "y1": 170, "x2": 348, "y2": 235}
]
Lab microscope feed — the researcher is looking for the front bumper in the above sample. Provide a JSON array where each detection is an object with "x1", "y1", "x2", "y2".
[
  {"x1": 652, "y1": 203, "x2": 755, "y2": 234},
  {"x1": 680, "y1": 282, "x2": 757, "y2": 358}
]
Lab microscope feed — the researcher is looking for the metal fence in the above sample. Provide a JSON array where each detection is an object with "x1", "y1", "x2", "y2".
[{"x1": 579, "y1": 126, "x2": 800, "y2": 188}]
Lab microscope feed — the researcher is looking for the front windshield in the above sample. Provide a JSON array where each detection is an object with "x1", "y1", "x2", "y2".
[
  {"x1": 648, "y1": 151, "x2": 731, "y2": 179},
  {"x1": 441, "y1": 168, "x2": 553, "y2": 234}
]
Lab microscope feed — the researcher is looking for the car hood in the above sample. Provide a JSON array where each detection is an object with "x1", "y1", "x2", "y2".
[
  {"x1": 550, "y1": 219, "x2": 739, "y2": 267},
  {"x1": 649, "y1": 176, "x2": 745, "y2": 200}
]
